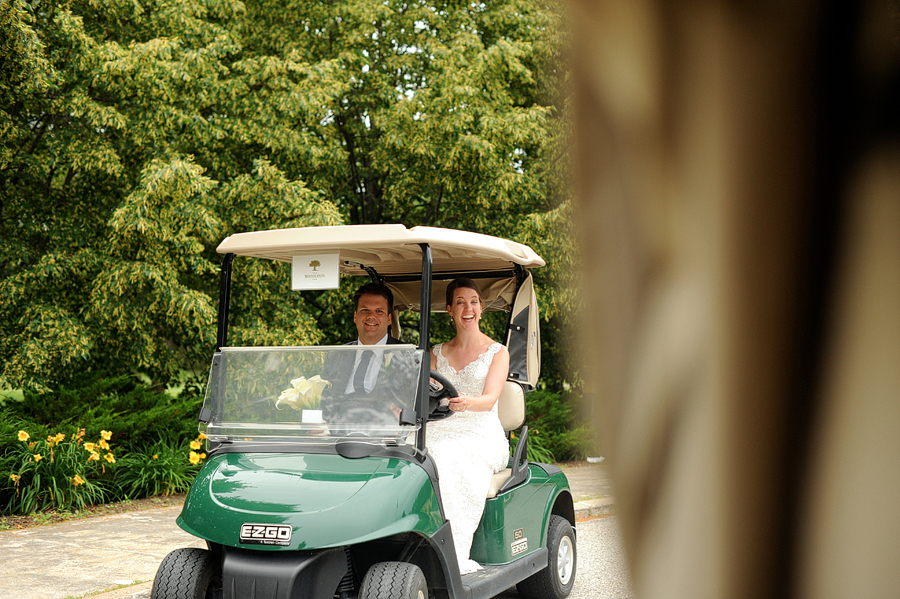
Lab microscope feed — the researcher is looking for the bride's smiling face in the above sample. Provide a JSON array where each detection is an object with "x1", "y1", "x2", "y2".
[{"x1": 448, "y1": 287, "x2": 482, "y2": 330}]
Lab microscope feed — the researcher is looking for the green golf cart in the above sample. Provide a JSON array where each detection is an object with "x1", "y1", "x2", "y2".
[{"x1": 151, "y1": 225, "x2": 576, "y2": 599}]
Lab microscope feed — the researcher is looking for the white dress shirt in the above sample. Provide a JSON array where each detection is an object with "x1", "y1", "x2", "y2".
[{"x1": 345, "y1": 333, "x2": 389, "y2": 393}]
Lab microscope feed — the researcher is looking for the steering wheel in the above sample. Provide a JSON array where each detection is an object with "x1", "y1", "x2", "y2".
[{"x1": 428, "y1": 370, "x2": 458, "y2": 420}]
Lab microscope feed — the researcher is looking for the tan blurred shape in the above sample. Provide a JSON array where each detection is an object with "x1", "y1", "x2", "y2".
[{"x1": 570, "y1": 0, "x2": 899, "y2": 598}]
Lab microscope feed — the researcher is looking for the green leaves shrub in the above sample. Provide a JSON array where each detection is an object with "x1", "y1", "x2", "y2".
[
  {"x1": 114, "y1": 436, "x2": 205, "y2": 498},
  {"x1": 511, "y1": 428, "x2": 557, "y2": 464},
  {"x1": 16, "y1": 374, "x2": 201, "y2": 448},
  {"x1": 522, "y1": 389, "x2": 594, "y2": 462}
]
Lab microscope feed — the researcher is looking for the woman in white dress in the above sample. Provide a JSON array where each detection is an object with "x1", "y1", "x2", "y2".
[{"x1": 427, "y1": 278, "x2": 511, "y2": 575}]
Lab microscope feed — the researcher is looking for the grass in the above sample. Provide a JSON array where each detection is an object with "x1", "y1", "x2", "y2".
[{"x1": 62, "y1": 580, "x2": 149, "y2": 599}]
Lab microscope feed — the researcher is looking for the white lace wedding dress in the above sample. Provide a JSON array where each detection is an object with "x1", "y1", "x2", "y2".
[{"x1": 426, "y1": 342, "x2": 510, "y2": 575}]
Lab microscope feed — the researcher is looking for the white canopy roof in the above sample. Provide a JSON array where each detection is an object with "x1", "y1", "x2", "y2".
[{"x1": 216, "y1": 225, "x2": 545, "y2": 277}]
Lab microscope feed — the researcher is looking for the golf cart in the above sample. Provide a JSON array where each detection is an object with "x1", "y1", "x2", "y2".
[{"x1": 152, "y1": 225, "x2": 576, "y2": 599}]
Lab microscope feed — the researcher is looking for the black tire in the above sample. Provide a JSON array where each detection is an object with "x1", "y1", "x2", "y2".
[
  {"x1": 359, "y1": 561, "x2": 427, "y2": 599},
  {"x1": 517, "y1": 515, "x2": 577, "y2": 599},
  {"x1": 151, "y1": 548, "x2": 221, "y2": 599}
]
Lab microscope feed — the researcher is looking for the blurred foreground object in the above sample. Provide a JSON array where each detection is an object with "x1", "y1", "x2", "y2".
[{"x1": 570, "y1": 1, "x2": 899, "y2": 598}]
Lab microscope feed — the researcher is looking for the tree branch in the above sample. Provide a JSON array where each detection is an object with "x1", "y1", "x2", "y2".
[
  {"x1": 337, "y1": 115, "x2": 365, "y2": 223},
  {"x1": 428, "y1": 183, "x2": 445, "y2": 226},
  {"x1": 45, "y1": 165, "x2": 57, "y2": 199}
]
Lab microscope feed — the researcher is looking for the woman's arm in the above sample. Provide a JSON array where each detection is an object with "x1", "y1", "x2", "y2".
[{"x1": 447, "y1": 345, "x2": 510, "y2": 413}]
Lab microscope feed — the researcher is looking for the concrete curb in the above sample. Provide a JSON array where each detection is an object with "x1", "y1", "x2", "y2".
[
  {"x1": 89, "y1": 581, "x2": 152, "y2": 599},
  {"x1": 574, "y1": 497, "x2": 615, "y2": 520}
]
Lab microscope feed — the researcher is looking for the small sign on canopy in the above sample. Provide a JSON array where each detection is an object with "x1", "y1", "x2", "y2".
[{"x1": 292, "y1": 252, "x2": 340, "y2": 290}]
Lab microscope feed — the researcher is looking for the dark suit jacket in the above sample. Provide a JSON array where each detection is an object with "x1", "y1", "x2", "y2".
[{"x1": 320, "y1": 336, "x2": 406, "y2": 424}]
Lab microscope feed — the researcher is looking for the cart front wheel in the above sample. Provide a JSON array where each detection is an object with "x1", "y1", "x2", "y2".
[
  {"x1": 151, "y1": 547, "x2": 221, "y2": 599},
  {"x1": 517, "y1": 515, "x2": 576, "y2": 599},
  {"x1": 359, "y1": 561, "x2": 427, "y2": 599}
]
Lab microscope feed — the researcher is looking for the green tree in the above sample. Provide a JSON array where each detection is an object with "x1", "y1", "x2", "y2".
[
  {"x1": 1, "y1": 0, "x2": 570, "y2": 391},
  {"x1": 233, "y1": 0, "x2": 565, "y2": 234}
]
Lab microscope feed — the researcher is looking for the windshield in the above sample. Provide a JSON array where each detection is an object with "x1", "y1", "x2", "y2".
[{"x1": 201, "y1": 345, "x2": 424, "y2": 445}]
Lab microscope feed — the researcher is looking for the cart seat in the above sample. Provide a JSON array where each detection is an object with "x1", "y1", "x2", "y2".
[{"x1": 487, "y1": 381, "x2": 528, "y2": 498}]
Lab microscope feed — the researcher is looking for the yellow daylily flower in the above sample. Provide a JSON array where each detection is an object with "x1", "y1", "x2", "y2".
[
  {"x1": 100, "y1": 430, "x2": 112, "y2": 441},
  {"x1": 18, "y1": 431, "x2": 29, "y2": 442},
  {"x1": 98, "y1": 439, "x2": 110, "y2": 450},
  {"x1": 71, "y1": 475, "x2": 85, "y2": 486},
  {"x1": 84, "y1": 442, "x2": 96, "y2": 452},
  {"x1": 88, "y1": 451, "x2": 100, "y2": 462},
  {"x1": 54, "y1": 433, "x2": 66, "y2": 443},
  {"x1": 190, "y1": 439, "x2": 202, "y2": 450},
  {"x1": 189, "y1": 451, "x2": 201, "y2": 465},
  {"x1": 104, "y1": 453, "x2": 115, "y2": 463},
  {"x1": 152, "y1": 454, "x2": 159, "y2": 460},
  {"x1": 33, "y1": 454, "x2": 42, "y2": 463},
  {"x1": 10, "y1": 474, "x2": 20, "y2": 483},
  {"x1": 198, "y1": 433, "x2": 207, "y2": 440}
]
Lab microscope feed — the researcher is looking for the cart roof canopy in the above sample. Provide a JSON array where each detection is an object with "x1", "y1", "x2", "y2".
[{"x1": 216, "y1": 225, "x2": 545, "y2": 277}]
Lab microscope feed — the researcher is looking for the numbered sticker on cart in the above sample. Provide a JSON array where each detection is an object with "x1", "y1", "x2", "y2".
[
  {"x1": 240, "y1": 523, "x2": 292, "y2": 546},
  {"x1": 511, "y1": 528, "x2": 528, "y2": 555}
]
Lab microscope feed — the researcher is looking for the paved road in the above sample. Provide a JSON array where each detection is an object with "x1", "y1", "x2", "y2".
[
  {"x1": 0, "y1": 506, "x2": 203, "y2": 599},
  {"x1": 496, "y1": 516, "x2": 636, "y2": 599}
]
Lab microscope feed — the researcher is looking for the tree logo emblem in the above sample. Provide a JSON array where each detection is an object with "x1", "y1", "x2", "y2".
[{"x1": 309, "y1": 260, "x2": 321, "y2": 271}]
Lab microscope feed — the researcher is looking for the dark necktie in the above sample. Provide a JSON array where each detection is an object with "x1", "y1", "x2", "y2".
[{"x1": 353, "y1": 350, "x2": 374, "y2": 393}]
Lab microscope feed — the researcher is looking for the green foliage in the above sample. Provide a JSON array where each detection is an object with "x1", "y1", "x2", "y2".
[
  {"x1": 511, "y1": 427, "x2": 557, "y2": 464},
  {"x1": 114, "y1": 435, "x2": 205, "y2": 498},
  {"x1": 0, "y1": 0, "x2": 341, "y2": 390},
  {"x1": 0, "y1": 0, "x2": 570, "y2": 392},
  {"x1": 1, "y1": 428, "x2": 115, "y2": 514},
  {"x1": 0, "y1": 406, "x2": 48, "y2": 440},
  {"x1": 16, "y1": 374, "x2": 200, "y2": 448},
  {"x1": 522, "y1": 389, "x2": 593, "y2": 462}
]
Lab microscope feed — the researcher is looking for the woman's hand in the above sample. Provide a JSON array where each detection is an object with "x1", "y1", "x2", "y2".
[{"x1": 448, "y1": 395, "x2": 469, "y2": 412}]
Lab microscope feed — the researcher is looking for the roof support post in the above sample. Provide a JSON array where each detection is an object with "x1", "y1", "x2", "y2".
[
  {"x1": 417, "y1": 243, "x2": 433, "y2": 450},
  {"x1": 216, "y1": 253, "x2": 235, "y2": 351}
]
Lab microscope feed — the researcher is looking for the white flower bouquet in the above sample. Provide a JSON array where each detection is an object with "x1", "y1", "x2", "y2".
[{"x1": 275, "y1": 375, "x2": 332, "y2": 411}]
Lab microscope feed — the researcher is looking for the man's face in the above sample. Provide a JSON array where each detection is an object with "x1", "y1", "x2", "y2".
[{"x1": 354, "y1": 293, "x2": 390, "y2": 345}]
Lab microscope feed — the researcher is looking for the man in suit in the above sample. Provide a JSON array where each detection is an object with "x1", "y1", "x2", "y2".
[{"x1": 321, "y1": 282, "x2": 407, "y2": 424}]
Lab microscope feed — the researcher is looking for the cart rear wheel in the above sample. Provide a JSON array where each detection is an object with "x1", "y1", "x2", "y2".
[
  {"x1": 359, "y1": 561, "x2": 427, "y2": 599},
  {"x1": 151, "y1": 548, "x2": 221, "y2": 599},
  {"x1": 517, "y1": 515, "x2": 576, "y2": 599}
]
